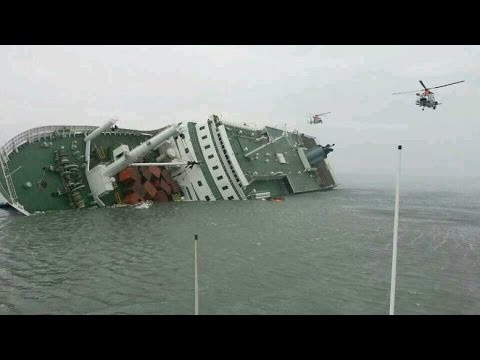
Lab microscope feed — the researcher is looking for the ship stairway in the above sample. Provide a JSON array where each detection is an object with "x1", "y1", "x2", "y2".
[
  {"x1": 0, "y1": 150, "x2": 19, "y2": 203},
  {"x1": 93, "y1": 143, "x2": 107, "y2": 160}
]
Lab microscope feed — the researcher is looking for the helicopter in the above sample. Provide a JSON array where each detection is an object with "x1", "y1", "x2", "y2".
[
  {"x1": 308, "y1": 112, "x2": 331, "y2": 124},
  {"x1": 393, "y1": 80, "x2": 465, "y2": 110}
]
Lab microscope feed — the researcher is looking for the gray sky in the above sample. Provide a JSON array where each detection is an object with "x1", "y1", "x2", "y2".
[{"x1": 1, "y1": 45, "x2": 479, "y2": 178}]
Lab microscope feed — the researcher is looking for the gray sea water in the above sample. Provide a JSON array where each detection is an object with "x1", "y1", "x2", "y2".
[{"x1": 0, "y1": 173, "x2": 479, "y2": 315}]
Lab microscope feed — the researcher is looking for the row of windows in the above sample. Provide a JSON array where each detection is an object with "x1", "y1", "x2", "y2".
[
  {"x1": 182, "y1": 129, "x2": 213, "y2": 200},
  {"x1": 198, "y1": 125, "x2": 235, "y2": 200},
  {"x1": 199, "y1": 128, "x2": 217, "y2": 167},
  {"x1": 216, "y1": 132, "x2": 242, "y2": 184}
]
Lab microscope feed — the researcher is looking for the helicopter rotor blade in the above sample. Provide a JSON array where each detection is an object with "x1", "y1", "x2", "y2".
[
  {"x1": 392, "y1": 90, "x2": 422, "y2": 95},
  {"x1": 429, "y1": 80, "x2": 465, "y2": 90},
  {"x1": 419, "y1": 80, "x2": 428, "y2": 90},
  {"x1": 307, "y1": 112, "x2": 330, "y2": 116}
]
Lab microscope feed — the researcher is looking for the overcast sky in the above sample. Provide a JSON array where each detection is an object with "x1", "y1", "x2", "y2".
[{"x1": 1, "y1": 45, "x2": 479, "y2": 178}]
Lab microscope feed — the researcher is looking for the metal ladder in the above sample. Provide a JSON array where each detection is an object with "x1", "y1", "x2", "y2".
[{"x1": 0, "y1": 150, "x2": 18, "y2": 203}]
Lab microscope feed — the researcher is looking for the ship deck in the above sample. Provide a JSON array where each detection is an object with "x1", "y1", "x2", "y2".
[
  {"x1": 224, "y1": 125, "x2": 329, "y2": 196},
  {"x1": 0, "y1": 128, "x2": 152, "y2": 213}
]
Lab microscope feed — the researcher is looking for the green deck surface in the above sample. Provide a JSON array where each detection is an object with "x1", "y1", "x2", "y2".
[
  {"x1": 224, "y1": 125, "x2": 324, "y2": 196},
  {"x1": 1, "y1": 131, "x2": 150, "y2": 213}
]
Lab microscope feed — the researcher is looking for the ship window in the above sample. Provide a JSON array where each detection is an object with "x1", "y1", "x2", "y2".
[
  {"x1": 205, "y1": 195, "x2": 210, "y2": 201},
  {"x1": 228, "y1": 196, "x2": 234, "y2": 200},
  {"x1": 204, "y1": 144, "x2": 211, "y2": 149},
  {"x1": 222, "y1": 185, "x2": 229, "y2": 190},
  {"x1": 212, "y1": 165, "x2": 219, "y2": 170},
  {"x1": 197, "y1": 180, "x2": 203, "y2": 187},
  {"x1": 202, "y1": 135, "x2": 208, "y2": 140},
  {"x1": 185, "y1": 148, "x2": 189, "y2": 153},
  {"x1": 208, "y1": 154, "x2": 214, "y2": 159},
  {"x1": 199, "y1": 126, "x2": 205, "y2": 130},
  {"x1": 217, "y1": 175, "x2": 224, "y2": 180}
]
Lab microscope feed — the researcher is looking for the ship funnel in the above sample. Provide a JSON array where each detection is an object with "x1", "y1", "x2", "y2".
[{"x1": 305, "y1": 144, "x2": 334, "y2": 166}]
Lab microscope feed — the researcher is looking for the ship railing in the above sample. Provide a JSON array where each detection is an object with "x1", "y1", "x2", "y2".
[
  {"x1": 220, "y1": 119, "x2": 264, "y2": 132},
  {"x1": 0, "y1": 125, "x2": 166, "y2": 160},
  {"x1": 0, "y1": 181, "x2": 9, "y2": 202},
  {"x1": 302, "y1": 133, "x2": 317, "y2": 140},
  {"x1": 0, "y1": 125, "x2": 94, "y2": 158},
  {"x1": 0, "y1": 150, "x2": 18, "y2": 203}
]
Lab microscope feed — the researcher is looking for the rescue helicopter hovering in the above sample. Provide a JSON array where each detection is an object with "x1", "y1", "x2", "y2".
[
  {"x1": 393, "y1": 80, "x2": 465, "y2": 110},
  {"x1": 308, "y1": 112, "x2": 331, "y2": 124}
]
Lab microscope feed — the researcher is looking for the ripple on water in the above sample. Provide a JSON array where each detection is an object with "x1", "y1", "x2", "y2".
[{"x1": 0, "y1": 184, "x2": 479, "y2": 314}]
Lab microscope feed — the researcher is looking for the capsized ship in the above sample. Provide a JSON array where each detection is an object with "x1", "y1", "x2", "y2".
[{"x1": 0, "y1": 115, "x2": 337, "y2": 215}]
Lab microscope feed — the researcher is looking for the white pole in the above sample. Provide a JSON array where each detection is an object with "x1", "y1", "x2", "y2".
[
  {"x1": 84, "y1": 119, "x2": 118, "y2": 143},
  {"x1": 389, "y1": 145, "x2": 402, "y2": 315},
  {"x1": 194, "y1": 234, "x2": 199, "y2": 315},
  {"x1": 131, "y1": 162, "x2": 189, "y2": 167}
]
